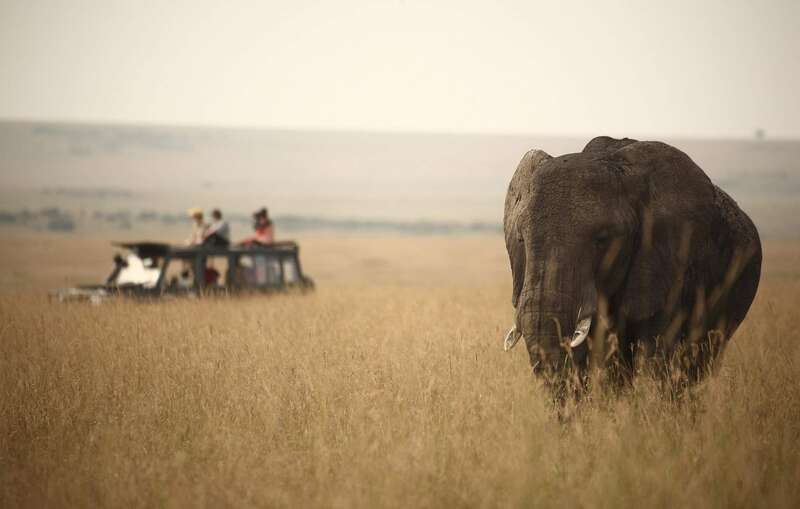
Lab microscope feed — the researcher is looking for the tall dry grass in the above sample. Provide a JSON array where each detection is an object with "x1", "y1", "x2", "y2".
[{"x1": 1, "y1": 236, "x2": 799, "y2": 508}]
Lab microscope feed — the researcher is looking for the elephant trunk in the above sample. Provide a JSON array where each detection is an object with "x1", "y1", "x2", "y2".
[
  {"x1": 519, "y1": 302, "x2": 576, "y2": 371},
  {"x1": 512, "y1": 247, "x2": 598, "y2": 373}
]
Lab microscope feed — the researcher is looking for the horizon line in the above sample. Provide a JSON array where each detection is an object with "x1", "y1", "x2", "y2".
[{"x1": 1, "y1": 116, "x2": 797, "y2": 143}]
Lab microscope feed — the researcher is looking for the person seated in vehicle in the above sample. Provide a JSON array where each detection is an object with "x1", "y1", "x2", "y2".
[
  {"x1": 203, "y1": 266, "x2": 220, "y2": 286},
  {"x1": 176, "y1": 266, "x2": 194, "y2": 289},
  {"x1": 239, "y1": 207, "x2": 274, "y2": 245},
  {"x1": 106, "y1": 254, "x2": 128, "y2": 285},
  {"x1": 203, "y1": 209, "x2": 230, "y2": 247},
  {"x1": 235, "y1": 257, "x2": 254, "y2": 286},
  {"x1": 186, "y1": 208, "x2": 208, "y2": 246}
]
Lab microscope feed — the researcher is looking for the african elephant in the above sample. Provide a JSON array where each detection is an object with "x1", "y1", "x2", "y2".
[{"x1": 503, "y1": 136, "x2": 761, "y2": 391}]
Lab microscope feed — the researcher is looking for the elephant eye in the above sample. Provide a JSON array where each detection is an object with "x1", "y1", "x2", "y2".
[{"x1": 593, "y1": 231, "x2": 611, "y2": 247}]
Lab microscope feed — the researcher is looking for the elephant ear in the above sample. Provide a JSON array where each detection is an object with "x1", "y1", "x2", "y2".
[
  {"x1": 613, "y1": 141, "x2": 717, "y2": 321},
  {"x1": 504, "y1": 149, "x2": 551, "y2": 307}
]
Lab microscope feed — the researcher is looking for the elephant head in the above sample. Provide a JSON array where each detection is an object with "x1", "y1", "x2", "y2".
[{"x1": 503, "y1": 137, "x2": 761, "y2": 386}]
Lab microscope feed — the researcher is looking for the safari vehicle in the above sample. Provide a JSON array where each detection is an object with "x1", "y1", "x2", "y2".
[{"x1": 52, "y1": 241, "x2": 314, "y2": 303}]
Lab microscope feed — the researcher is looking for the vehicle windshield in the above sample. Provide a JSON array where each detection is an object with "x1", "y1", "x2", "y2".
[{"x1": 115, "y1": 253, "x2": 160, "y2": 288}]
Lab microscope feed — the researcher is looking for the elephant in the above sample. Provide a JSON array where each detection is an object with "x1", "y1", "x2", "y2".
[{"x1": 503, "y1": 136, "x2": 762, "y2": 393}]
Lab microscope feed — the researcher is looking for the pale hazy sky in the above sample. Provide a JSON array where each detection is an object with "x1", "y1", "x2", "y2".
[{"x1": 1, "y1": 0, "x2": 798, "y2": 138}]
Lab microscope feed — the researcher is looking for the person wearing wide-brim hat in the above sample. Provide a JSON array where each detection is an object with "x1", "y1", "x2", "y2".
[{"x1": 186, "y1": 207, "x2": 209, "y2": 245}]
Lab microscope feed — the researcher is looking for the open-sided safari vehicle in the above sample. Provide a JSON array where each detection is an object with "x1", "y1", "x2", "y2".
[{"x1": 52, "y1": 241, "x2": 314, "y2": 303}]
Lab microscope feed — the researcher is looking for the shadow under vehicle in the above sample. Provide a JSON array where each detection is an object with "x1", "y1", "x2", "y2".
[{"x1": 52, "y1": 241, "x2": 314, "y2": 303}]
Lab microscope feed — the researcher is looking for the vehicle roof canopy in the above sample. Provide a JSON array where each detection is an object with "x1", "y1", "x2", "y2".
[
  {"x1": 112, "y1": 242, "x2": 171, "y2": 259},
  {"x1": 112, "y1": 241, "x2": 300, "y2": 259}
]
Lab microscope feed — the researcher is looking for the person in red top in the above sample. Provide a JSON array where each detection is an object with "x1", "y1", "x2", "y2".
[{"x1": 240, "y1": 207, "x2": 274, "y2": 245}]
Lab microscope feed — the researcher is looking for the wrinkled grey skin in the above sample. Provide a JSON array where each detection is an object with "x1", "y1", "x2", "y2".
[{"x1": 504, "y1": 137, "x2": 761, "y2": 389}]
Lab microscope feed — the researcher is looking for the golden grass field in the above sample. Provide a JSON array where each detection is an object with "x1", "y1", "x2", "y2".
[{"x1": 1, "y1": 233, "x2": 799, "y2": 508}]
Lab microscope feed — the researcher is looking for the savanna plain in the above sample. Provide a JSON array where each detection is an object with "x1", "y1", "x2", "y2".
[{"x1": 1, "y1": 233, "x2": 799, "y2": 508}]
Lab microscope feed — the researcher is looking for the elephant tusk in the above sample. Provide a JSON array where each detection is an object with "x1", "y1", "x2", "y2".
[
  {"x1": 504, "y1": 326, "x2": 522, "y2": 351},
  {"x1": 570, "y1": 317, "x2": 592, "y2": 348}
]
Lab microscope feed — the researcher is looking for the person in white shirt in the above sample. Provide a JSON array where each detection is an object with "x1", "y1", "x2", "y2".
[{"x1": 203, "y1": 208, "x2": 231, "y2": 247}]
